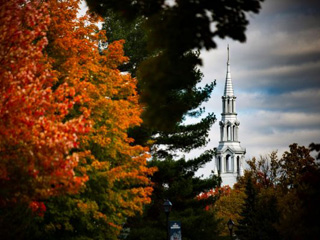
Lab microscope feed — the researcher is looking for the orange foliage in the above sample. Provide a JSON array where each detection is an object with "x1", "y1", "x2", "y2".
[
  {"x1": 43, "y1": 0, "x2": 156, "y2": 230},
  {"x1": 1, "y1": 2, "x2": 155, "y2": 229},
  {"x1": 198, "y1": 185, "x2": 232, "y2": 200},
  {"x1": 0, "y1": 0, "x2": 90, "y2": 206},
  {"x1": 197, "y1": 185, "x2": 232, "y2": 211},
  {"x1": 199, "y1": 186, "x2": 245, "y2": 236}
]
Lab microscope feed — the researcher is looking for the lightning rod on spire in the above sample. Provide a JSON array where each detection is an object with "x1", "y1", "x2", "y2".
[{"x1": 227, "y1": 44, "x2": 230, "y2": 64}]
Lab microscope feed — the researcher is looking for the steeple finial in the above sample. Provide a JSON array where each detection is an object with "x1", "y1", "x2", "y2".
[
  {"x1": 227, "y1": 44, "x2": 230, "y2": 64},
  {"x1": 224, "y1": 44, "x2": 234, "y2": 96}
]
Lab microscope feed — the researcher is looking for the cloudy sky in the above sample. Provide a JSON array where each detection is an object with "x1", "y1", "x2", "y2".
[
  {"x1": 80, "y1": 0, "x2": 319, "y2": 175},
  {"x1": 190, "y1": 0, "x2": 320, "y2": 176}
]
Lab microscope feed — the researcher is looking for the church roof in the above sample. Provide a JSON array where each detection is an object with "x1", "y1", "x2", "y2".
[
  {"x1": 217, "y1": 144, "x2": 246, "y2": 154},
  {"x1": 224, "y1": 45, "x2": 234, "y2": 97}
]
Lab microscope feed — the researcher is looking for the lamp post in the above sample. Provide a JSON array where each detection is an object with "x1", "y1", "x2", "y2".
[
  {"x1": 227, "y1": 219, "x2": 235, "y2": 239},
  {"x1": 163, "y1": 199, "x2": 172, "y2": 240}
]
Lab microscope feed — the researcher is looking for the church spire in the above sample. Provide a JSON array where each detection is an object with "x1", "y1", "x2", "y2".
[
  {"x1": 224, "y1": 45, "x2": 234, "y2": 97},
  {"x1": 215, "y1": 45, "x2": 246, "y2": 187}
]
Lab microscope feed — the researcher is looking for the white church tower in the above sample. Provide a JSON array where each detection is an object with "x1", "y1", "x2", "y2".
[{"x1": 214, "y1": 46, "x2": 246, "y2": 187}]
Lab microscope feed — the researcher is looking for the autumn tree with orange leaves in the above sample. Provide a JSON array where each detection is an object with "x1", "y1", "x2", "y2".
[
  {"x1": 198, "y1": 185, "x2": 245, "y2": 236},
  {"x1": 0, "y1": 0, "x2": 90, "y2": 208},
  {"x1": 0, "y1": 0, "x2": 155, "y2": 239}
]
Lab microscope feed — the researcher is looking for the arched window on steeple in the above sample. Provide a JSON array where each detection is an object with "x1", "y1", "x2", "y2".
[
  {"x1": 227, "y1": 98, "x2": 230, "y2": 113},
  {"x1": 237, "y1": 156, "x2": 240, "y2": 175},
  {"x1": 231, "y1": 99, "x2": 234, "y2": 112},
  {"x1": 226, "y1": 155, "x2": 232, "y2": 172},
  {"x1": 227, "y1": 125, "x2": 231, "y2": 141}
]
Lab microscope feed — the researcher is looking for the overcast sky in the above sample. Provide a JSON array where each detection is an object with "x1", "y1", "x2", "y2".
[
  {"x1": 189, "y1": 0, "x2": 320, "y2": 176},
  {"x1": 80, "y1": 0, "x2": 320, "y2": 176}
]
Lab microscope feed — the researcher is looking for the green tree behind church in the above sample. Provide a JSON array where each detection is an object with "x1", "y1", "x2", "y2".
[
  {"x1": 125, "y1": 155, "x2": 221, "y2": 240},
  {"x1": 103, "y1": 12, "x2": 221, "y2": 240}
]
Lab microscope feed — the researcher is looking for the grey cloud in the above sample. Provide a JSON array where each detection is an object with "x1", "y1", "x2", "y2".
[
  {"x1": 238, "y1": 110, "x2": 320, "y2": 159},
  {"x1": 237, "y1": 89, "x2": 320, "y2": 113},
  {"x1": 241, "y1": 111, "x2": 320, "y2": 130},
  {"x1": 236, "y1": 60, "x2": 320, "y2": 93}
]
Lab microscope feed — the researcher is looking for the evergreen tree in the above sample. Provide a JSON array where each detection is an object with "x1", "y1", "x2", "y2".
[
  {"x1": 103, "y1": 10, "x2": 215, "y2": 154},
  {"x1": 236, "y1": 174, "x2": 259, "y2": 240},
  {"x1": 126, "y1": 154, "x2": 221, "y2": 240},
  {"x1": 103, "y1": 9, "x2": 220, "y2": 240},
  {"x1": 254, "y1": 188, "x2": 282, "y2": 240},
  {"x1": 87, "y1": 0, "x2": 263, "y2": 130},
  {"x1": 103, "y1": 10, "x2": 148, "y2": 77},
  {"x1": 235, "y1": 155, "x2": 283, "y2": 240},
  {"x1": 103, "y1": 11, "x2": 215, "y2": 132}
]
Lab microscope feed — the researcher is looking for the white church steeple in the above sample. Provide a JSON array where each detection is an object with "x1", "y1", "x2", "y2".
[{"x1": 214, "y1": 46, "x2": 246, "y2": 187}]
